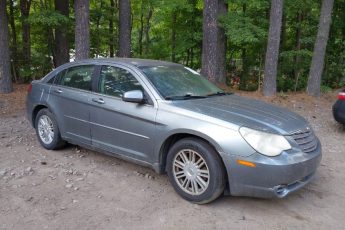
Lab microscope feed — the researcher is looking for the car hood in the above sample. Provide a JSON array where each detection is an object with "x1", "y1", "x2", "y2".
[{"x1": 170, "y1": 94, "x2": 309, "y2": 135}]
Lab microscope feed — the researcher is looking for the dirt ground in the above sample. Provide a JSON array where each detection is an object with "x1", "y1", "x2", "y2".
[{"x1": 1, "y1": 84, "x2": 345, "y2": 230}]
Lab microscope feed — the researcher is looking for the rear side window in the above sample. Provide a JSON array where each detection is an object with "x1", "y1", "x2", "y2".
[
  {"x1": 98, "y1": 65, "x2": 143, "y2": 98},
  {"x1": 58, "y1": 65, "x2": 94, "y2": 91}
]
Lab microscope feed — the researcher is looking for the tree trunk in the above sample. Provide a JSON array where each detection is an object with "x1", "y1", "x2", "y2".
[
  {"x1": 171, "y1": 11, "x2": 177, "y2": 62},
  {"x1": 280, "y1": 12, "x2": 286, "y2": 50},
  {"x1": 20, "y1": 0, "x2": 31, "y2": 64},
  {"x1": 48, "y1": 27, "x2": 56, "y2": 66},
  {"x1": 279, "y1": 11, "x2": 286, "y2": 74},
  {"x1": 118, "y1": 0, "x2": 131, "y2": 57},
  {"x1": 189, "y1": 0, "x2": 197, "y2": 68},
  {"x1": 201, "y1": 0, "x2": 227, "y2": 83},
  {"x1": 216, "y1": 1, "x2": 227, "y2": 84},
  {"x1": 144, "y1": 7, "x2": 152, "y2": 55},
  {"x1": 138, "y1": 11, "x2": 144, "y2": 56},
  {"x1": 0, "y1": 0, "x2": 13, "y2": 93},
  {"x1": 307, "y1": 0, "x2": 334, "y2": 96},
  {"x1": 186, "y1": 48, "x2": 190, "y2": 66},
  {"x1": 239, "y1": 3, "x2": 248, "y2": 89},
  {"x1": 240, "y1": 48, "x2": 249, "y2": 90},
  {"x1": 74, "y1": 0, "x2": 90, "y2": 60},
  {"x1": 190, "y1": 47, "x2": 194, "y2": 68},
  {"x1": 109, "y1": 0, "x2": 116, "y2": 57},
  {"x1": 201, "y1": 0, "x2": 218, "y2": 82},
  {"x1": 294, "y1": 11, "x2": 302, "y2": 91},
  {"x1": 8, "y1": 0, "x2": 18, "y2": 82},
  {"x1": 263, "y1": 0, "x2": 284, "y2": 96},
  {"x1": 54, "y1": 0, "x2": 69, "y2": 66}
]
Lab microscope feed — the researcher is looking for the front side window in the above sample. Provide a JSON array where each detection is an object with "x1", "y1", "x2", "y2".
[
  {"x1": 47, "y1": 75, "x2": 56, "y2": 84},
  {"x1": 48, "y1": 69, "x2": 67, "y2": 84},
  {"x1": 58, "y1": 65, "x2": 94, "y2": 91},
  {"x1": 99, "y1": 65, "x2": 143, "y2": 98}
]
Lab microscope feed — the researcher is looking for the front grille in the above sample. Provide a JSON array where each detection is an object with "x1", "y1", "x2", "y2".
[{"x1": 291, "y1": 130, "x2": 318, "y2": 153}]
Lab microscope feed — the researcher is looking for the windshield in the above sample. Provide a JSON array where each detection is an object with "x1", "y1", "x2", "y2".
[{"x1": 140, "y1": 66, "x2": 223, "y2": 100}]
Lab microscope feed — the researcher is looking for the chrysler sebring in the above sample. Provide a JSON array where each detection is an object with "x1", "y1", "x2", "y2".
[{"x1": 26, "y1": 58, "x2": 322, "y2": 203}]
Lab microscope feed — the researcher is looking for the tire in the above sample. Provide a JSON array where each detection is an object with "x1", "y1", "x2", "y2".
[
  {"x1": 166, "y1": 138, "x2": 226, "y2": 204},
  {"x1": 35, "y1": 109, "x2": 65, "y2": 150}
]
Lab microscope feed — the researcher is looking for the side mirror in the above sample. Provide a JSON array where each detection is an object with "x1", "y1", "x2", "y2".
[{"x1": 122, "y1": 90, "x2": 144, "y2": 103}]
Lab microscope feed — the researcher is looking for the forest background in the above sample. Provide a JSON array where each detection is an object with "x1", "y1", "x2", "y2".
[{"x1": 0, "y1": 0, "x2": 343, "y2": 96}]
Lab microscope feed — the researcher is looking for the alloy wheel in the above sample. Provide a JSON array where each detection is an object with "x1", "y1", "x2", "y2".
[
  {"x1": 173, "y1": 149, "x2": 210, "y2": 195},
  {"x1": 37, "y1": 115, "x2": 54, "y2": 145}
]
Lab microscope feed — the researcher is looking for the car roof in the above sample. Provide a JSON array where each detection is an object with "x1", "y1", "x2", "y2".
[
  {"x1": 74, "y1": 58, "x2": 183, "y2": 68},
  {"x1": 42, "y1": 58, "x2": 185, "y2": 83}
]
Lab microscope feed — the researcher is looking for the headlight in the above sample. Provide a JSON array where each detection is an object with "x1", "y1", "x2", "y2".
[{"x1": 239, "y1": 127, "x2": 291, "y2": 157}]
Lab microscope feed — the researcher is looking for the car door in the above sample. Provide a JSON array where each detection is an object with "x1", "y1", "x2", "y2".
[
  {"x1": 89, "y1": 65, "x2": 157, "y2": 163},
  {"x1": 48, "y1": 64, "x2": 96, "y2": 145}
]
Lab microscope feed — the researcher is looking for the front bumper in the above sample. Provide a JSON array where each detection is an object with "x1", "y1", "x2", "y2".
[{"x1": 222, "y1": 139, "x2": 322, "y2": 198}]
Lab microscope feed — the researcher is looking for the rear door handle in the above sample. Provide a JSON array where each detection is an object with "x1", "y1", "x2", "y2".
[
  {"x1": 54, "y1": 88, "x2": 63, "y2": 93},
  {"x1": 92, "y1": 98, "x2": 105, "y2": 104}
]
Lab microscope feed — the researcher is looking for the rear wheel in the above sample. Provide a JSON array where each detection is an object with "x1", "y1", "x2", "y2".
[
  {"x1": 166, "y1": 138, "x2": 225, "y2": 204},
  {"x1": 35, "y1": 109, "x2": 65, "y2": 150}
]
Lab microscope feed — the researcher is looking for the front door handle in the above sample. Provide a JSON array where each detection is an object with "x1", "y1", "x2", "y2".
[
  {"x1": 92, "y1": 98, "x2": 105, "y2": 104},
  {"x1": 54, "y1": 88, "x2": 63, "y2": 93}
]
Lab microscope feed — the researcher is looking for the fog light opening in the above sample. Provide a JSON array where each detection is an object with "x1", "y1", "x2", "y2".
[{"x1": 274, "y1": 185, "x2": 289, "y2": 198}]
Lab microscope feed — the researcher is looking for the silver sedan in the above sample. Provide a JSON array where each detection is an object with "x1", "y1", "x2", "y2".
[{"x1": 26, "y1": 58, "x2": 322, "y2": 203}]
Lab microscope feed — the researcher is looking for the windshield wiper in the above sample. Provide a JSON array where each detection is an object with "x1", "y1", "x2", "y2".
[
  {"x1": 206, "y1": 91, "x2": 231, "y2": 97},
  {"x1": 165, "y1": 94, "x2": 207, "y2": 100}
]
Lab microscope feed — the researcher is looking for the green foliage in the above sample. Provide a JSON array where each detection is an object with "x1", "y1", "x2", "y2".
[
  {"x1": 221, "y1": 0, "x2": 269, "y2": 90},
  {"x1": 320, "y1": 85, "x2": 332, "y2": 93},
  {"x1": 89, "y1": 0, "x2": 117, "y2": 58},
  {"x1": 29, "y1": 10, "x2": 69, "y2": 27},
  {"x1": 220, "y1": 11, "x2": 267, "y2": 46},
  {"x1": 131, "y1": 0, "x2": 203, "y2": 67},
  {"x1": 5, "y1": 0, "x2": 344, "y2": 91}
]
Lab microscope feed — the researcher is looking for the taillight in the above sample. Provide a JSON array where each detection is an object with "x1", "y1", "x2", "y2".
[
  {"x1": 338, "y1": 92, "x2": 345, "y2": 100},
  {"x1": 27, "y1": 84, "x2": 32, "y2": 93}
]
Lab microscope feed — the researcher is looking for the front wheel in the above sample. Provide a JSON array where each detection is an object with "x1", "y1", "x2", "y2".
[
  {"x1": 35, "y1": 109, "x2": 65, "y2": 150},
  {"x1": 166, "y1": 138, "x2": 226, "y2": 204}
]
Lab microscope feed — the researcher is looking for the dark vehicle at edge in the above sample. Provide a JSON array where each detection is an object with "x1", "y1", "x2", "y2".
[{"x1": 333, "y1": 89, "x2": 345, "y2": 125}]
